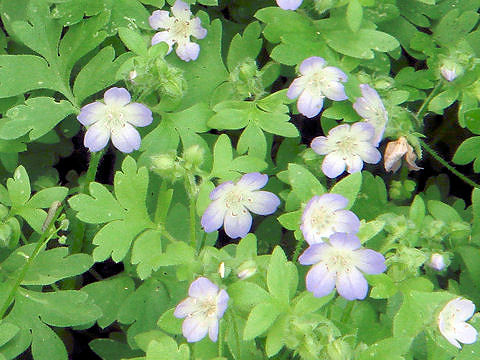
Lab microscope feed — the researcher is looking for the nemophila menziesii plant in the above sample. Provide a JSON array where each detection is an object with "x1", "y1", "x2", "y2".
[{"x1": 2, "y1": 1, "x2": 480, "y2": 360}]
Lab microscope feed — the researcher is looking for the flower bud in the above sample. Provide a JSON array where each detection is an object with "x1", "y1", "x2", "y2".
[
  {"x1": 183, "y1": 145, "x2": 204, "y2": 169},
  {"x1": 237, "y1": 260, "x2": 257, "y2": 280},
  {"x1": 218, "y1": 262, "x2": 225, "y2": 279},
  {"x1": 151, "y1": 152, "x2": 184, "y2": 181},
  {"x1": 327, "y1": 338, "x2": 352, "y2": 360},
  {"x1": 428, "y1": 253, "x2": 446, "y2": 271},
  {"x1": 229, "y1": 58, "x2": 264, "y2": 99},
  {"x1": 440, "y1": 60, "x2": 463, "y2": 82}
]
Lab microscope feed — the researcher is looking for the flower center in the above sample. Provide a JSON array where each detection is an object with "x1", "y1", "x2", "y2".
[
  {"x1": 171, "y1": 18, "x2": 191, "y2": 40},
  {"x1": 224, "y1": 188, "x2": 250, "y2": 217},
  {"x1": 335, "y1": 136, "x2": 358, "y2": 159},
  {"x1": 309, "y1": 206, "x2": 334, "y2": 234},
  {"x1": 307, "y1": 72, "x2": 327, "y2": 92},
  {"x1": 105, "y1": 106, "x2": 126, "y2": 130},
  {"x1": 325, "y1": 248, "x2": 355, "y2": 275}
]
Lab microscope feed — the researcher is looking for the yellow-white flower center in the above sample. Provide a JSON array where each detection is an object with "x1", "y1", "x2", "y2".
[
  {"x1": 105, "y1": 106, "x2": 126, "y2": 130},
  {"x1": 309, "y1": 206, "x2": 334, "y2": 234},
  {"x1": 171, "y1": 18, "x2": 191, "y2": 40},
  {"x1": 324, "y1": 248, "x2": 356, "y2": 275},
  {"x1": 224, "y1": 188, "x2": 251, "y2": 216},
  {"x1": 334, "y1": 136, "x2": 359, "y2": 160},
  {"x1": 188, "y1": 296, "x2": 218, "y2": 319}
]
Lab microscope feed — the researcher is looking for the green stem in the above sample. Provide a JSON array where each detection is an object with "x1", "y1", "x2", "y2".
[
  {"x1": 420, "y1": 139, "x2": 480, "y2": 189},
  {"x1": 292, "y1": 236, "x2": 305, "y2": 262},
  {"x1": 162, "y1": 229, "x2": 179, "y2": 243},
  {"x1": 415, "y1": 82, "x2": 442, "y2": 126},
  {"x1": 0, "y1": 206, "x2": 63, "y2": 319},
  {"x1": 217, "y1": 320, "x2": 223, "y2": 357},
  {"x1": 85, "y1": 150, "x2": 104, "y2": 185},
  {"x1": 341, "y1": 301, "x2": 355, "y2": 323},
  {"x1": 189, "y1": 198, "x2": 196, "y2": 248}
]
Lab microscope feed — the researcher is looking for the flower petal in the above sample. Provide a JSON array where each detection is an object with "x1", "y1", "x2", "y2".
[
  {"x1": 244, "y1": 191, "x2": 280, "y2": 215},
  {"x1": 332, "y1": 210, "x2": 360, "y2": 234},
  {"x1": 172, "y1": 0, "x2": 192, "y2": 21},
  {"x1": 345, "y1": 154, "x2": 364, "y2": 173},
  {"x1": 276, "y1": 0, "x2": 303, "y2": 10},
  {"x1": 455, "y1": 323, "x2": 478, "y2": 345},
  {"x1": 298, "y1": 244, "x2": 328, "y2": 265},
  {"x1": 174, "y1": 297, "x2": 197, "y2": 318},
  {"x1": 77, "y1": 102, "x2": 106, "y2": 126},
  {"x1": 351, "y1": 121, "x2": 376, "y2": 142},
  {"x1": 122, "y1": 103, "x2": 153, "y2": 127},
  {"x1": 201, "y1": 200, "x2": 226, "y2": 233},
  {"x1": 216, "y1": 289, "x2": 229, "y2": 319},
  {"x1": 151, "y1": 31, "x2": 174, "y2": 53},
  {"x1": 84, "y1": 122, "x2": 110, "y2": 152},
  {"x1": 103, "y1": 87, "x2": 131, "y2": 107},
  {"x1": 322, "y1": 80, "x2": 348, "y2": 101},
  {"x1": 188, "y1": 277, "x2": 219, "y2": 298},
  {"x1": 311, "y1": 136, "x2": 329, "y2": 155},
  {"x1": 237, "y1": 173, "x2": 268, "y2": 191},
  {"x1": 322, "y1": 152, "x2": 346, "y2": 178},
  {"x1": 224, "y1": 210, "x2": 252, "y2": 239},
  {"x1": 176, "y1": 41, "x2": 200, "y2": 62},
  {"x1": 336, "y1": 267, "x2": 368, "y2": 300},
  {"x1": 322, "y1": 66, "x2": 348, "y2": 82},
  {"x1": 190, "y1": 17, "x2": 207, "y2": 39},
  {"x1": 182, "y1": 316, "x2": 209, "y2": 342},
  {"x1": 317, "y1": 193, "x2": 349, "y2": 211},
  {"x1": 356, "y1": 143, "x2": 382, "y2": 164},
  {"x1": 149, "y1": 10, "x2": 172, "y2": 30},
  {"x1": 329, "y1": 232, "x2": 361, "y2": 250},
  {"x1": 297, "y1": 90, "x2": 324, "y2": 118},
  {"x1": 111, "y1": 123, "x2": 141, "y2": 153},
  {"x1": 354, "y1": 249, "x2": 386, "y2": 274},
  {"x1": 453, "y1": 298, "x2": 476, "y2": 321},
  {"x1": 208, "y1": 320, "x2": 219, "y2": 342},
  {"x1": 299, "y1": 56, "x2": 325, "y2": 75},
  {"x1": 305, "y1": 263, "x2": 336, "y2": 298},
  {"x1": 287, "y1": 78, "x2": 305, "y2": 100},
  {"x1": 209, "y1": 181, "x2": 235, "y2": 200}
]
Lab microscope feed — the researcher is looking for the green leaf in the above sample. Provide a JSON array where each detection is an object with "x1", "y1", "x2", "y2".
[
  {"x1": 26, "y1": 187, "x2": 68, "y2": 209},
  {"x1": 0, "y1": 97, "x2": 74, "y2": 141},
  {"x1": 69, "y1": 182, "x2": 126, "y2": 224},
  {"x1": 265, "y1": 315, "x2": 288, "y2": 357},
  {"x1": 464, "y1": 108, "x2": 480, "y2": 134},
  {"x1": 228, "y1": 281, "x2": 272, "y2": 313},
  {"x1": 293, "y1": 291, "x2": 334, "y2": 315},
  {"x1": 118, "y1": 27, "x2": 149, "y2": 56},
  {"x1": 157, "y1": 308, "x2": 183, "y2": 336},
  {"x1": 0, "y1": 322, "x2": 19, "y2": 347},
  {"x1": 429, "y1": 89, "x2": 459, "y2": 114},
  {"x1": 210, "y1": 134, "x2": 234, "y2": 179},
  {"x1": 453, "y1": 136, "x2": 480, "y2": 166},
  {"x1": 31, "y1": 321, "x2": 68, "y2": 360},
  {"x1": 7, "y1": 166, "x2": 30, "y2": 207},
  {"x1": 73, "y1": 46, "x2": 134, "y2": 103},
  {"x1": 146, "y1": 338, "x2": 190, "y2": 360},
  {"x1": 237, "y1": 123, "x2": 267, "y2": 159},
  {"x1": 267, "y1": 246, "x2": 291, "y2": 304},
  {"x1": 409, "y1": 195, "x2": 425, "y2": 227},
  {"x1": 458, "y1": 246, "x2": 480, "y2": 281},
  {"x1": 277, "y1": 210, "x2": 302, "y2": 231},
  {"x1": 227, "y1": 21, "x2": 262, "y2": 71},
  {"x1": 104, "y1": 0, "x2": 151, "y2": 35},
  {"x1": 243, "y1": 302, "x2": 281, "y2": 341},
  {"x1": 330, "y1": 172, "x2": 362, "y2": 209},
  {"x1": 347, "y1": 0, "x2": 363, "y2": 32},
  {"x1": 367, "y1": 273, "x2": 397, "y2": 299},
  {"x1": 89, "y1": 339, "x2": 143, "y2": 360},
  {"x1": 131, "y1": 229, "x2": 163, "y2": 280},
  {"x1": 357, "y1": 337, "x2": 412, "y2": 360},
  {"x1": 427, "y1": 200, "x2": 462, "y2": 223},
  {"x1": 255, "y1": 110, "x2": 298, "y2": 137},
  {"x1": 82, "y1": 276, "x2": 135, "y2": 329},
  {"x1": 287, "y1": 163, "x2": 326, "y2": 202}
]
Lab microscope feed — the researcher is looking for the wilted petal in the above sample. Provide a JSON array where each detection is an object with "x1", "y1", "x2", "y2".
[
  {"x1": 151, "y1": 31, "x2": 174, "y2": 53},
  {"x1": 298, "y1": 244, "x2": 327, "y2": 265},
  {"x1": 201, "y1": 200, "x2": 226, "y2": 233},
  {"x1": 176, "y1": 41, "x2": 200, "y2": 62},
  {"x1": 188, "y1": 277, "x2": 219, "y2": 298},
  {"x1": 183, "y1": 316, "x2": 209, "y2": 343},
  {"x1": 190, "y1": 17, "x2": 207, "y2": 39},
  {"x1": 311, "y1": 136, "x2": 329, "y2": 155},
  {"x1": 84, "y1": 122, "x2": 110, "y2": 152},
  {"x1": 297, "y1": 90, "x2": 324, "y2": 118},
  {"x1": 111, "y1": 123, "x2": 141, "y2": 153},
  {"x1": 354, "y1": 249, "x2": 386, "y2": 274},
  {"x1": 77, "y1": 102, "x2": 106, "y2": 126},
  {"x1": 224, "y1": 210, "x2": 252, "y2": 238},
  {"x1": 245, "y1": 191, "x2": 280, "y2": 215},
  {"x1": 237, "y1": 172, "x2": 268, "y2": 191},
  {"x1": 336, "y1": 267, "x2": 368, "y2": 300},
  {"x1": 305, "y1": 263, "x2": 336, "y2": 298},
  {"x1": 123, "y1": 103, "x2": 153, "y2": 127},
  {"x1": 104, "y1": 87, "x2": 131, "y2": 107},
  {"x1": 276, "y1": 0, "x2": 303, "y2": 10},
  {"x1": 299, "y1": 56, "x2": 325, "y2": 75},
  {"x1": 322, "y1": 152, "x2": 346, "y2": 178},
  {"x1": 149, "y1": 10, "x2": 172, "y2": 30}
]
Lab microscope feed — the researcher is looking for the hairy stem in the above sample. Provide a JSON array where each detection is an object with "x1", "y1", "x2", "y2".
[
  {"x1": 85, "y1": 150, "x2": 104, "y2": 186},
  {"x1": 415, "y1": 82, "x2": 442, "y2": 127}
]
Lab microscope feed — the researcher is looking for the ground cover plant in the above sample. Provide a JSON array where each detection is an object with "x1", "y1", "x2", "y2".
[{"x1": 0, "y1": 0, "x2": 480, "y2": 359}]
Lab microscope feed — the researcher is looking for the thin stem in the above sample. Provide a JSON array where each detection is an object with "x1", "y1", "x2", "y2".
[
  {"x1": 341, "y1": 300, "x2": 355, "y2": 323},
  {"x1": 292, "y1": 236, "x2": 305, "y2": 262},
  {"x1": 0, "y1": 206, "x2": 63, "y2": 319},
  {"x1": 162, "y1": 228, "x2": 179, "y2": 243},
  {"x1": 85, "y1": 150, "x2": 104, "y2": 186},
  {"x1": 420, "y1": 139, "x2": 480, "y2": 189},
  {"x1": 415, "y1": 82, "x2": 442, "y2": 126},
  {"x1": 189, "y1": 198, "x2": 196, "y2": 248},
  {"x1": 217, "y1": 320, "x2": 223, "y2": 357}
]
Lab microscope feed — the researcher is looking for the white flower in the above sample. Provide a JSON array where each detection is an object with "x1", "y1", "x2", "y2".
[
  {"x1": 438, "y1": 297, "x2": 478, "y2": 348},
  {"x1": 276, "y1": 0, "x2": 303, "y2": 10},
  {"x1": 428, "y1": 253, "x2": 446, "y2": 271},
  {"x1": 440, "y1": 61, "x2": 462, "y2": 82},
  {"x1": 287, "y1": 56, "x2": 348, "y2": 118},
  {"x1": 353, "y1": 84, "x2": 388, "y2": 147},
  {"x1": 174, "y1": 277, "x2": 229, "y2": 342},
  {"x1": 77, "y1": 87, "x2": 152, "y2": 153},
  {"x1": 311, "y1": 122, "x2": 381, "y2": 178},
  {"x1": 149, "y1": 0, "x2": 207, "y2": 62}
]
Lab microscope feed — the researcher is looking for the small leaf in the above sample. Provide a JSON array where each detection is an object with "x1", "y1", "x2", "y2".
[
  {"x1": 7, "y1": 165, "x2": 30, "y2": 207},
  {"x1": 330, "y1": 172, "x2": 362, "y2": 209},
  {"x1": 243, "y1": 302, "x2": 281, "y2": 341},
  {"x1": 347, "y1": 0, "x2": 363, "y2": 32},
  {"x1": 287, "y1": 163, "x2": 326, "y2": 202}
]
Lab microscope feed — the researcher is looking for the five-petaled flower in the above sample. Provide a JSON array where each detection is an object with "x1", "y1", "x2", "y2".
[
  {"x1": 149, "y1": 0, "x2": 207, "y2": 62},
  {"x1": 301, "y1": 194, "x2": 360, "y2": 245},
  {"x1": 353, "y1": 84, "x2": 388, "y2": 147},
  {"x1": 311, "y1": 122, "x2": 381, "y2": 178},
  {"x1": 77, "y1": 87, "x2": 153, "y2": 153},
  {"x1": 299, "y1": 232, "x2": 386, "y2": 300},
  {"x1": 438, "y1": 297, "x2": 478, "y2": 348},
  {"x1": 276, "y1": 0, "x2": 303, "y2": 10},
  {"x1": 287, "y1": 56, "x2": 348, "y2": 118},
  {"x1": 174, "y1": 277, "x2": 229, "y2": 343},
  {"x1": 201, "y1": 173, "x2": 280, "y2": 239}
]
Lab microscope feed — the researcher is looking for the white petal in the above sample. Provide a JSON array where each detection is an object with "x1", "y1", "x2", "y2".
[
  {"x1": 174, "y1": 297, "x2": 198, "y2": 318},
  {"x1": 111, "y1": 123, "x2": 141, "y2": 153},
  {"x1": 122, "y1": 103, "x2": 153, "y2": 127},
  {"x1": 188, "y1": 277, "x2": 219, "y2": 298},
  {"x1": 209, "y1": 182, "x2": 235, "y2": 200},
  {"x1": 287, "y1": 78, "x2": 305, "y2": 100},
  {"x1": 322, "y1": 152, "x2": 346, "y2": 178},
  {"x1": 208, "y1": 320, "x2": 219, "y2": 342},
  {"x1": 84, "y1": 122, "x2": 110, "y2": 152},
  {"x1": 149, "y1": 10, "x2": 172, "y2": 30},
  {"x1": 311, "y1": 136, "x2": 329, "y2": 155},
  {"x1": 190, "y1": 17, "x2": 207, "y2": 39},
  {"x1": 336, "y1": 267, "x2": 368, "y2": 300},
  {"x1": 151, "y1": 31, "x2": 174, "y2": 54},
  {"x1": 224, "y1": 209, "x2": 252, "y2": 239},
  {"x1": 322, "y1": 66, "x2": 348, "y2": 82},
  {"x1": 244, "y1": 191, "x2": 280, "y2": 215},
  {"x1": 77, "y1": 102, "x2": 106, "y2": 126},
  {"x1": 182, "y1": 316, "x2": 209, "y2": 342},
  {"x1": 172, "y1": 0, "x2": 192, "y2": 21},
  {"x1": 305, "y1": 263, "x2": 336, "y2": 298},
  {"x1": 453, "y1": 298, "x2": 476, "y2": 321},
  {"x1": 201, "y1": 200, "x2": 227, "y2": 233},
  {"x1": 322, "y1": 80, "x2": 347, "y2": 101},
  {"x1": 299, "y1": 56, "x2": 326, "y2": 75},
  {"x1": 276, "y1": 0, "x2": 303, "y2": 10},
  {"x1": 236, "y1": 173, "x2": 268, "y2": 191},
  {"x1": 297, "y1": 90, "x2": 324, "y2": 118},
  {"x1": 350, "y1": 122, "x2": 376, "y2": 142},
  {"x1": 176, "y1": 41, "x2": 200, "y2": 62},
  {"x1": 345, "y1": 154, "x2": 364, "y2": 173},
  {"x1": 356, "y1": 144, "x2": 381, "y2": 164},
  {"x1": 455, "y1": 322, "x2": 478, "y2": 345},
  {"x1": 103, "y1": 87, "x2": 131, "y2": 107}
]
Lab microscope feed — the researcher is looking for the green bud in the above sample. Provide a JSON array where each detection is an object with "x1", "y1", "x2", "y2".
[
  {"x1": 236, "y1": 260, "x2": 257, "y2": 280},
  {"x1": 327, "y1": 338, "x2": 352, "y2": 360},
  {"x1": 229, "y1": 58, "x2": 264, "y2": 99},
  {"x1": 156, "y1": 61, "x2": 187, "y2": 99},
  {"x1": 183, "y1": 145, "x2": 204, "y2": 169},
  {"x1": 151, "y1": 152, "x2": 184, "y2": 181}
]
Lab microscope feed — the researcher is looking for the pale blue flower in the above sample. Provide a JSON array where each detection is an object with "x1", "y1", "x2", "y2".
[
  {"x1": 301, "y1": 194, "x2": 360, "y2": 245},
  {"x1": 174, "y1": 277, "x2": 229, "y2": 342},
  {"x1": 353, "y1": 84, "x2": 388, "y2": 147},
  {"x1": 77, "y1": 87, "x2": 152, "y2": 153},
  {"x1": 287, "y1": 56, "x2": 348, "y2": 118},
  {"x1": 438, "y1": 297, "x2": 477, "y2": 348},
  {"x1": 299, "y1": 233, "x2": 386, "y2": 300},
  {"x1": 276, "y1": 0, "x2": 303, "y2": 10},
  {"x1": 201, "y1": 173, "x2": 280, "y2": 239},
  {"x1": 429, "y1": 253, "x2": 446, "y2": 271},
  {"x1": 149, "y1": 0, "x2": 207, "y2": 62},
  {"x1": 311, "y1": 122, "x2": 381, "y2": 178}
]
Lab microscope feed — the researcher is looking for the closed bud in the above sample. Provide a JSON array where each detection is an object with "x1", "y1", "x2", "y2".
[
  {"x1": 237, "y1": 260, "x2": 257, "y2": 280},
  {"x1": 440, "y1": 60, "x2": 463, "y2": 82},
  {"x1": 183, "y1": 145, "x2": 204, "y2": 169},
  {"x1": 327, "y1": 338, "x2": 352, "y2": 360},
  {"x1": 428, "y1": 253, "x2": 446, "y2": 271}
]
